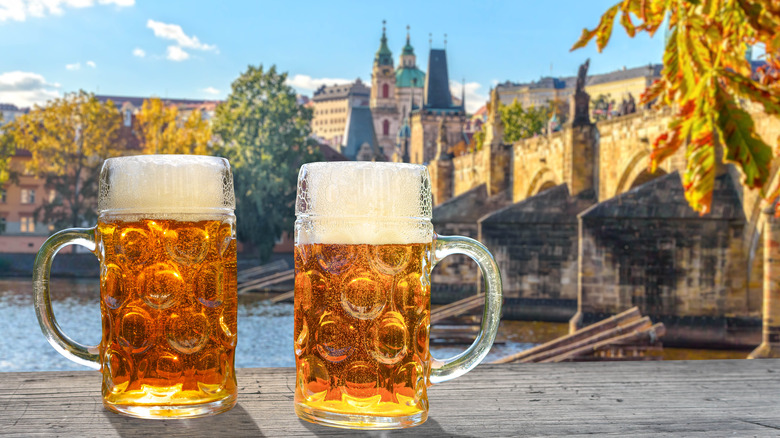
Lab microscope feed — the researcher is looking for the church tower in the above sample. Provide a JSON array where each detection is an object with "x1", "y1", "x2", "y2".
[{"x1": 370, "y1": 20, "x2": 400, "y2": 159}]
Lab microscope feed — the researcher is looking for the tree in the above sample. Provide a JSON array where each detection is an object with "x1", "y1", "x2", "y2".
[
  {"x1": 0, "y1": 114, "x2": 15, "y2": 186},
  {"x1": 572, "y1": 0, "x2": 780, "y2": 214},
  {"x1": 500, "y1": 99, "x2": 550, "y2": 142},
  {"x1": 213, "y1": 65, "x2": 322, "y2": 262},
  {"x1": 136, "y1": 97, "x2": 212, "y2": 155},
  {"x1": 9, "y1": 91, "x2": 125, "y2": 228}
]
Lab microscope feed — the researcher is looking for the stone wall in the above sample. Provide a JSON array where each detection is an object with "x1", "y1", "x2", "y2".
[
  {"x1": 452, "y1": 147, "x2": 488, "y2": 196},
  {"x1": 575, "y1": 172, "x2": 759, "y2": 347}
]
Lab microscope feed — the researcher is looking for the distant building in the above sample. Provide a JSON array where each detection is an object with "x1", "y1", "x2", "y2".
[
  {"x1": 310, "y1": 80, "x2": 370, "y2": 149},
  {"x1": 408, "y1": 47, "x2": 467, "y2": 164},
  {"x1": 0, "y1": 149, "x2": 52, "y2": 253},
  {"x1": 0, "y1": 103, "x2": 27, "y2": 125}
]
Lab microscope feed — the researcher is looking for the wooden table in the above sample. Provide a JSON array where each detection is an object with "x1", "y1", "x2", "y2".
[{"x1": 1, "y1": 360, "x2": 779, "y2": 437}]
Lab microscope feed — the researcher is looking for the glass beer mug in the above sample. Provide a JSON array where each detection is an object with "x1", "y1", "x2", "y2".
[
  {"x1": 33, "y1": 155, "x2": 238, "y2": 419},
  {"x1": 293, "y1": 162, "x2": 503, "y2": 429}
]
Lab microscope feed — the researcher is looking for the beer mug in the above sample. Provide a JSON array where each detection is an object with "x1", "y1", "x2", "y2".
[
  {"x1": 33, "y1": 155, "x2": 238, "y2": 419},
  {"x1": 293, "y1": 162, "x2": 503, "y2": 429}
]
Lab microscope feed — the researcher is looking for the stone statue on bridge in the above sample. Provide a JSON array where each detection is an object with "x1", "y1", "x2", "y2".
[{"x1": 571, "y1": 59, "x2": 592, "y2": 127}]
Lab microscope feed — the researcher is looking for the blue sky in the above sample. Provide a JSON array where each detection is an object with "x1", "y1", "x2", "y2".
[{"x1": 0, "y1": 0, "x2": 665, "y2": 113}]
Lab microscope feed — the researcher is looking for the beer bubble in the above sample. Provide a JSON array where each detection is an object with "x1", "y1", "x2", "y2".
[
  {"x1": 295, "y1": 319, "x2": 309, "y2": 357},
  {"x1": 156, "y1": 353, "x2": 183, "y2": 381},
  {"x1": 218, "y1": 308, "x2": 238, "y2": 348},
  {"x1": 167, "y1": 311, "x2": 210, "y2": 354},
  {"x1": 295, "y1": 271, "x2": 313, "y2": 312},
  {"x1": 415, "y1": 315, "x2": 430, "y2": 358},
  {"x1": 394, "y1": 273, "x2": 425, "y2": 314},
  {"x1": 341, "y1": 270, "x2": 388, "y2": 320},
  {"x1": 195, "y1": 262, "x2": 224, "y2": 308},
  {"x1": 370, "y1": 244, "x2": 412, "y2": 275},
  {"x1": 139, "y1": 262, "x2": 183, "y2": 309},
  {"x1": 105, "y1": 348, "x2": 132, "y2": 391},
  {"x1": 393, "y1": 359, "x2": 424, "y2": 401},
  {"x1": 118, "y1": 306, "x2": 155, "y2": 353},
  {"x1": 297, "y1": 355, "x2": 330, "y2": 402},
  {"x1": 368, "y1": 311, "x2": 409, "y2": 365},
  {"x1": 102, "y1": 263, "x2": 126, "y2": 309},
  {"x1": 217, "y1": 221, "x2": 234, "y2": 257},
  {"x1": 315, "y1": 243, "x2": 356, "y2": 275},
  {"x1": 342, "y1": 361, "x2": 380, "y2": 399},
  {"x1": 117, "y1": 227, "x2": 152, "y2": 266},
  {"x1": 164, "y1": 226, "x2": 210, "y2": 265},
  {"x1": 315, "y1": 311, "x2": 355, "y2": 363}
]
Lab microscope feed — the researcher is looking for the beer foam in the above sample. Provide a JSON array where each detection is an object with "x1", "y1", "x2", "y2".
[
  {"x1": 98, "y1": 155, "x2": 235, "y2": 218},
  {"x1": 295, "y1": 162, "x2": 433, "y2": 245}
]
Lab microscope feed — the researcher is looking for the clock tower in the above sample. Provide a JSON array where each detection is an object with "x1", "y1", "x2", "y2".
[{"x1": 370, "y1": 20, "x2": 400, "y2": 160}]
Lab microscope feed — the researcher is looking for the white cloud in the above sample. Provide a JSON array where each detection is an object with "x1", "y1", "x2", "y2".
[
  {"x1": 0, "y1": 71, "x2": 60, "y2": 107},
  {"x1": 286, "y1": 74, "x2": 351, "y2": 92},
  {"x1": 65, "y1": 62, "x2": 80, "y2": 70},
  {"x1": 450, "y1": 80, "x2": 489, "y2": 114},
  {"x1": 147, "y1": 19, "x2": 216, "y2": 51},
  {"x1": 0, "y1": 0, "x2": 133, "y2": 22},
  {"x1": 166, "y1": 45, "x2": 189, "y2": 62},
  {"x1": 86, "y1": 60, "x2": 96, "y2": 68},
  {"x1": 132, "y1": 47, "x2": 145, "y2": 58},
  {"x1": 202, "y1": 86, "x2": 219, "y2": 95}
]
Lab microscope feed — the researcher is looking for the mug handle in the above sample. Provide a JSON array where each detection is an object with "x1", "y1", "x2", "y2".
[
  {"x1": 33, "y1": 227, "x2": 101, "y2": 370},
  {"x1": 429, "y1": 234, "x2": 503, "y2": 384}
]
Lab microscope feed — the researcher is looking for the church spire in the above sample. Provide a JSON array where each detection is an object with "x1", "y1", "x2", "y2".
[{"x1": 374, "y1": 19, "x2": 393, "y2": 67}]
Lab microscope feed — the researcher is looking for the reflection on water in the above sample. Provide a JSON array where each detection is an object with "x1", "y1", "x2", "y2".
[{"x1": 0, "y1": 278, "x2": 529, "y2": 372}]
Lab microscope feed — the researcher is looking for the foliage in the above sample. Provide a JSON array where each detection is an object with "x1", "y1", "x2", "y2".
[
  {"x1": 9, "y1": 91, "x2": 125, "y2": 228},
  {"x1": 0, "y1": 114, "x2": 15, "y2": 186},
  {"x1": 137, "y1": 97, "x2": 212, "y2": 155},
  {"x1": 500, "y1": 99, "x2": 551, "y2": 143},
  {"x1": 213, "y1": 65, "x2": 322, "y2": 262},
  {"x1": 572, "y1": 0, "x2": 780, "y2": 214}
]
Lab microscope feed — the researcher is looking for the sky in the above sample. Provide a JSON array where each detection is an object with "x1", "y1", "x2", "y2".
[{"x1": 0, "y1": 0, "x2": 666, "y2": 113}]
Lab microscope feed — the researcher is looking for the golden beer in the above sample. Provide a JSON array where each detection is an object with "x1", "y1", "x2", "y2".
[
  {"x1": 294, "y1": 161, "x2": 503, "y2": 430},
  {"x1": 98, "y1": 216, "x2": 237, "y2": 413},
  {"x1": 294, "y1": 242, "x2": 432, "y2": 421},
  {"x1": 34, "y1": 155, "x2": 238, "y2": 419}
]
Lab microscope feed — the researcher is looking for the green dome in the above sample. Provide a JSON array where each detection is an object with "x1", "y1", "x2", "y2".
[{"x1": 396, "y1": 67, "x2": 425, "y2": 88}]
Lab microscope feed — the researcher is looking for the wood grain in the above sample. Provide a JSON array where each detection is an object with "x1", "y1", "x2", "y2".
[{"x1": 1, "y1": 360, "x2": 780, "y2": 437}]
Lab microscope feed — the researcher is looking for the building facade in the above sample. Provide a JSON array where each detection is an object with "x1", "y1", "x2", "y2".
[{"x1": 311, "y1": 80, "x2": 370, "y2": 149}]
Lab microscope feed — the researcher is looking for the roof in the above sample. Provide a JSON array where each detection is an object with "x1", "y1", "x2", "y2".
[
  {"x1": 341, "y1": 106, "x2": 381, "y2": 160},
  {"x1": 423, "y1": 49, "x2": 455, "y2": 110},
  {"x1": 396, "y1": 66, "x2": 425, "y2": 88},
  {"x1": 480, "y1": 184, "x2": 595, "y2": 224},
  {"x1": 433, "y1": 184, "x2": 512, "y2": 224},
  {"x1": 0, "y1": 103, "x2": 21, "y2": 111},
  {"x1": 317, "y1": 142, "x2": 349, "y2": 161},
  {"x1": 312, "y1": 80, "x2": 370, "y2": 102},
  {"x1": 580, "y1": 171, "x2": 743, "y2": 220},
  {"x1": 95, "y1": 95, "x2": 219, "y2": 110},
  {"x1": 586, "y1": 64, "x2": 663, "y2": 86}
]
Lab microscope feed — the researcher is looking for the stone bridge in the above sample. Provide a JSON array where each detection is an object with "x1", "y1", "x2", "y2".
[{"x1": 428, "y1": 102, "x2": 780, "y2": 349}]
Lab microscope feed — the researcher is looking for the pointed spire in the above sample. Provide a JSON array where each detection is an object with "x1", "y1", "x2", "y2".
[
  {"x1": 444, "y1": 33, "x2": 447, "y2": 49},
  {"x1": 406, "y1": 25, "x2": 410, "y2": 44},
  {"x1": 461, "y1": 77, "x2": 466, "y2": 112},
  {"x1": 429, "y1": 33, "x2": 432, "y2": 49},
  {"x1": 374, "y1": 19, "x2": 393, "y2": 67}
]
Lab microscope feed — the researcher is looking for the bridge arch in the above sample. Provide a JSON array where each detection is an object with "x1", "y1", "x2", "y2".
[
  {"x1": 526, "y1": 167, "x2": 558, "y2": 198},
  {"x1": 614, "y1": 150, "x2": 666, "y2": 196}
]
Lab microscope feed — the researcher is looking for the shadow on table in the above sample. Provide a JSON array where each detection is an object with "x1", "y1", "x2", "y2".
[
  {"x1": 298, "y1": 417, "x2": 476, "y2": 437},
  {"x1": 104, "y1": 403, "x2": 264, "y2": 437}
]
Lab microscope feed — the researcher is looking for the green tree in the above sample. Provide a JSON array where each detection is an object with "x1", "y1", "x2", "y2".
[
  {"x1": 9, "y1": 91, "x2": 126, "y2": 228},
  {"x1": 213, "y1": 65, "x2": 322, "y2": 262},
  {"x1": 572, "y1": 0, "x2": 780, "y2": 214},
  {"x1": 500, "y1": 99, "x2": 550, "y2": 143},
  {"x1": 137, "y1": 97, "x2": 213, "y2": 155}
]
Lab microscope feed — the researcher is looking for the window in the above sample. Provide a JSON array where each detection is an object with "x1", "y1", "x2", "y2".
[
  {"x1": 20, "y1": 188, "x2": 35, "y2": 204},
  {"x1": 20, "y1": 216, "x2": 34, "y2": 233},
  {"x1": 382, "y1": 83, "x2": 389, "y2": 98},
  {"x1": 124, "y1": 109, "x2": 132, "y2": 127},
  {"x1": 0, "y1": 216, "x2": 5, "y2": 234},
  {"x1": 0, "y1": 188, "x2": 5, "y2": 203},
  {"x1": 383, "y1": 119, "x2": 390, "y2": 136}
]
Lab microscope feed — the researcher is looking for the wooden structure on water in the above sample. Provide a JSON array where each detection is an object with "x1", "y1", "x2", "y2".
[{"x1": 494, "y1": 307, "x2": 665, "y2": 363}]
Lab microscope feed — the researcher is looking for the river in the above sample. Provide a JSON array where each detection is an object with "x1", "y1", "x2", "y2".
[{"x1": 0, "y1": 278, "x2": 533, "y2": 372}]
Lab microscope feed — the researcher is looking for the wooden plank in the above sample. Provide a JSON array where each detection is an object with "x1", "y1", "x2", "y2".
[
  {"x1": 237, "y1": 259, "x2": 288, "y2": 283},
  {"x1": 237, "y1": 270, "x2": 295, "y2": 294},
  {"x1": 430, "y1": 294, "x2": 485, "y2": 325},
  {"x1": 1, "y1": 360, "x2": 780, "y2": 436},
  {"x1": 492, "y1": 306, "x2": 642, "y2": 364},
  {"x1": 543, "y1": 323, "x2": 666, "y2": 363},
  {"x1": 268, "y1": 290, "x2": 295, "y2": 304}
]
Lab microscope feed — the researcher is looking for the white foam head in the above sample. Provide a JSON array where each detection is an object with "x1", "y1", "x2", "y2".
[
  {"x1": 98, "y1": 155, "x2": 235, "y2": 218},
  {"x1": 295, "y1": 162, "x2": 433, "y2": 245}
]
